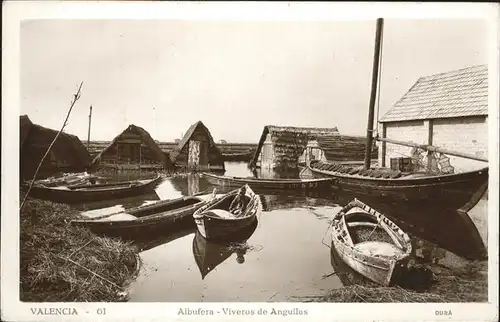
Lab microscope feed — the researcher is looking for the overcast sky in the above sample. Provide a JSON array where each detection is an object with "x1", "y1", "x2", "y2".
[{"x1": 21, "y1": 19, "x2": 488, "y2": 143}]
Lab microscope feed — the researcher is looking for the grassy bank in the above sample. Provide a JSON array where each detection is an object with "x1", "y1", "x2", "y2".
[
  {"x1": 306, "y1": 260, "x2": 487, "y2": 303},
  {"x1": 20, "y1": 193, "x2": 139, "y2": 302}
]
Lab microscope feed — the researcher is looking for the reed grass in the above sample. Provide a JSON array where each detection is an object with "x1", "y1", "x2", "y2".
[
  {"x1": 20, "y1": 192, "x2": 140, "y2": 302},
  {"x1": 299, "y1": 260, "x2": 487, "y2": 303}
]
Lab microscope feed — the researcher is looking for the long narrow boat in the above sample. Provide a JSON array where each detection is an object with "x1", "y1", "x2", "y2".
[
  {"x1": 24, "y1": 174, "x2": 163, "y2": 204},
  {"x1": 309, "y1": 161, "x2": 488, "y2": 207},
  {"x1": 193, "y1": 184, "x2": 262, "y2": 241},
  {"x1": 202, "y1": 172, "x2": 333, "y2": 191},
  {"x1": 192, "y1": 220, "x2": 258, "y2": 279},
  {"x1": 331, "y1": 198, "x2": 412, "y2": 286},
  {"x1": 71, "y1": 194, "x2": 212, "y2": 236},
  {"x1": 28, "y1": 172, "x2": 108, "y2": 187}
]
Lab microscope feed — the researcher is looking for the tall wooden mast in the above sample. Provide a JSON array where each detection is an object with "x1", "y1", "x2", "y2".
[{"x1": 363, "y1": 18, "x2": 384, "y2": 170}]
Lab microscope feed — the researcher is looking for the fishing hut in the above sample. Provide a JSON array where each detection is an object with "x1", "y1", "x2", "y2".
[
  {"x1": 249, "y1": 125, "x2": 340, "y2": 170},
  {"x1": 379, "y1": 65, "x2": 488, "y2": 173},
  {"x1": 316, "y1": 135, "x2": 378, "y2": 165},
  {"x1": 20, "y1": 115, "x2": 91, "y2": 180},
  {"x1": 90, "y1": 124, "x2": 174, "y2": 171},
  {"x1": 170, "y1": 121, "x2": 225, "y2": 172}
]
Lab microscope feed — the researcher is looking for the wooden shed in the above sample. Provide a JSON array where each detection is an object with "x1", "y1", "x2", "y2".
[
  {"x1": 249, "y1": 125, "x2": 340, "y2": 170},
  {"x1": 91, "y1": 124, "x2": 174, "y2": 171},
  {"x1": 170, "y1": 121, "x2": 225, "y2": 172},
  {"x1": 379, "y1": 65, "x2": 488, "y2": 172},
  {"x1": 20, "y1": 115, "x2": 91, "y2": 180}
]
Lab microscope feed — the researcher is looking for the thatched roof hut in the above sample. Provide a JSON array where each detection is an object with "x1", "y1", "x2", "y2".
[
  {"x1": 170, "y1": 121, "x2": 225, "y2": 172},
  {"x1": 249, "y1": 125, "x2": 340, "y2": 170},
  {"x1": 91, "y1": 124, "x2": 174, "y2": 171},
  {"x1": 317, "y1": 135, "x2": 378, "y2": 162},
  {"x1": 20, "y1": 115, "x2": 91, "y2": 180}
]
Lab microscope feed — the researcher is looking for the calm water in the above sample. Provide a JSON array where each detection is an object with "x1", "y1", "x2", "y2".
[{"x1": 78, "y1": 161, "x2": 488, "y2": 302}]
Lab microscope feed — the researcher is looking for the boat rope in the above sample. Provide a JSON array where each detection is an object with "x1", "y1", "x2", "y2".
[
  {"x1": 374, "y1": 20, "x2": 385, "y2": 138},
  {"x1": 321, "y1": 220, "x2": 334, "y2": 248},
  {"x1": 366, "y1": 222, "x2": 381, "y2": 240}
]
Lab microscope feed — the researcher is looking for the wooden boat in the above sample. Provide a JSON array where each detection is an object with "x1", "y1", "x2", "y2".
[
  {"x1": 331, "y1": 198, "x2": 412, "y2": 286},
  {"x1": 308, "y1": 18, "x2": 488, "y2": 209},
  {"x1": 24, "y1": 174, "x2": 163, "y2": 204},
  {"x1": 75, "y1": 191, "x2": 160, "y2": 211},
  {"x1": 330, "y1": 240, "x2": 366, "y2": 287},
  {"x1": 193, "y1": 184, "x2": 262, "y2": 241},
  {"x1": 71, "y1": 194, "x2": 212, "y2": 236},
  {"x1": 27, "y1": 172, "x2": 108, "y2": 187},
  {"x1": 309, "y1": 161, "x2": 488, "y2": 206},
  {"x1": 192, "y1": 220, "x2": 258, "y2": 279},
  {"x1": 202, "y1": 172, "x2": 333, "y2": 191}
]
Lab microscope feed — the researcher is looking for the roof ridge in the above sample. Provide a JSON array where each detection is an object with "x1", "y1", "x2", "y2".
[{"x1": 418, "y1": 64, "x2": 487, "y2": 81}]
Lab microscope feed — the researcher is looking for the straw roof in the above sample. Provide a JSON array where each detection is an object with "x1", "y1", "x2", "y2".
[
  {"x1": 249, "y1": 125, "x2": 340, "y2": 168},
  {"x1": 170, "y1": 121, "x2": 223, "y2": 164},
  {"x1": 91, "y1": 124, "x2": 174, "y2": 169},
  {"x1": 20, "y1": 115, "x2": 92, "y2": 177}
]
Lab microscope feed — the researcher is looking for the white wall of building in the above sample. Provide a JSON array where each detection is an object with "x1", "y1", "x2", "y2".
[
  {"x1": 379, "y1": 116, "x2": 488, "y2": 172},
  {"x1": 432, "y1": 116, "x2": 488, "y2": 171}
]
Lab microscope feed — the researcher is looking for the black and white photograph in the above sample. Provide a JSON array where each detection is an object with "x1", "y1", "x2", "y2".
[{"x1": 1, "y1": 2, "x2": 498, "y2": 321}]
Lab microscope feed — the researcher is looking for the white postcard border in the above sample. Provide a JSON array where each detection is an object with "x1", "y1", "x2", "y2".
[{"x1": 2, "y1": 2, "x2": 499, "y2": 321}]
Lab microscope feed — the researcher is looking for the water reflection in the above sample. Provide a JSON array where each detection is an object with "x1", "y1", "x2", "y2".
[
  {"x1": 170, "y1": 174, "x2": 203, "y2": 196},
  {"x1": 82, "y1": 162, "x2": 486, "y2": 263},
  {"x1": 226, "y1": 161, "x2": 301, "y2": 179},
  {"x1": 192, "y1": 220, "x2": 258, "y2": 280},
  {"x1": 134, "y1": 224, "x2": 196, "y2": 252},
  {"x1": 260, "y1": 193, "x2": 339, "y2": 212},
  {"x1": 251, "y1": 167, "x2": 301, "y2": 179}
]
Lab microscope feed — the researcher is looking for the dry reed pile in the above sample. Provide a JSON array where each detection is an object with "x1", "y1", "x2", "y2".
[
  {"x1": 303, "y1": 260, "x2": 487, "y2": 303},
  {"x1": 20, "y1": 192, "x2": 139, "y2": 302}
]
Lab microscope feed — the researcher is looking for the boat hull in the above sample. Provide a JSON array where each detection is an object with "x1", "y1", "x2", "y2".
[
  {"x1": 72, "y1": 197, "x2": 206, "y2": 237},
  {"x1": 332, "y1": 237, "x2": 398, "y2": 286},
  {"x1": 24, "y1": 175, "x2": 163, "y2": 204},
  {"x1": 310, "y1": 166, "x2": 488, "y2": 207},
  {"x1": 193, "y1": 184, "x2": 262, "y2": 241},
  {"x1": 195, "y1": 215, "x2": 257, "y2": 241},
  {"x1": 202, "y1": 172, "x2": 333, "y2": 191}
]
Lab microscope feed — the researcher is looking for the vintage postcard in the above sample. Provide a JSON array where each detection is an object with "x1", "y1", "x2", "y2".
[{"x1": 1, "y1": 1, "x2": 498, "y2": 321}]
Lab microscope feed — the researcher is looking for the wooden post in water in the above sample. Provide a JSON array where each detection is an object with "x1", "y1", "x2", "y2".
[
  {"x1": 139, "y1": 142, "x2": 142, "y2": 178},
  {"x1": 364, "y1": 18, "x2": 384, "y2": 170},
  {"x1": 87, "y1": 105, "x2": 92, "y2": 149}
]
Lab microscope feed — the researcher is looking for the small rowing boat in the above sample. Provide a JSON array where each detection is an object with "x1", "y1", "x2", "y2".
[
  {"x1": 72, "y1": 194, "x2": 213, "y2": 236},
  {"x1": 202, "y1": 172, "x2": 333, "y2": 191},
  {"x1": 193, "y1": 184, "x2": 262, "y2": 241},
  {"x1": 24, "y1": 174, "x2": 163, "y2": 204},
  {"x1": 331, "y1": 198, "x2": 412, "y2": 286}
]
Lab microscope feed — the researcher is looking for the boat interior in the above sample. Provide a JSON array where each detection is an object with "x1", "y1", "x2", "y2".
[
  {"x1": 343, "y1": 211, "x2": 407, "y2": 258},
  {"x1": 131, "y1": 197, "x2": 203, "y2": 218},
  {"x1": 311, "y1": 160, "x2": 446, "y2": 179}
]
